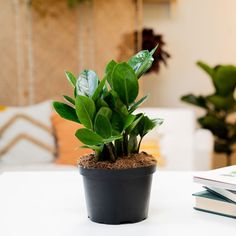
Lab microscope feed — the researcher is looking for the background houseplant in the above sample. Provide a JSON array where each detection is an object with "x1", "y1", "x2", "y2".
[
  {"x1": 53, "y1": 46, "x2": 163, "y2": 224},
  {"x1": 181, "y1": 61, "x2": 236, "y2": 166}
]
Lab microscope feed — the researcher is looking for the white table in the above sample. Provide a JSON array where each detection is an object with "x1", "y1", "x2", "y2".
[{"x1": 0, "y1": 170, "x2": 235, "y2": 236}]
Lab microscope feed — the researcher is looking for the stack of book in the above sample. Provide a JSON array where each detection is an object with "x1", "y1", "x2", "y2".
[{"x1": 193, "y1": 165, "x2": 236, "y2": 218}]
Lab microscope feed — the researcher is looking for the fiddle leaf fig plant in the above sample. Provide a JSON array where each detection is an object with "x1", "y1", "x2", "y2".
[
  {"x1": 53, "y1": 47, "x2": 163, "y2": 162},
  {"x1": 181, "y1": 61, "x2": 236, "y2": 166}
]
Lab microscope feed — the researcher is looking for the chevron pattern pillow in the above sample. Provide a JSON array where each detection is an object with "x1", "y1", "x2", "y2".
[{"x1": 0, "y1": 101, "x2": 55, "y2": 165}]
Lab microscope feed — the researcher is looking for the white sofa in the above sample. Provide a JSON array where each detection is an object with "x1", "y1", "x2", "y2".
[
  {"x1": 0, "y1": 105, "x2": 213, "y2": 172},
  {"x1": 136, "y1": 108, "x2": 214, "y2": 171}
]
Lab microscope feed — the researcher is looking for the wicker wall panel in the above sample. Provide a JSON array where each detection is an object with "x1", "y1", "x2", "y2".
[
  {"x1": 31, "y1": 0, "x2": 79, "y2": 103},
  {"x1": 0, "y1": 0, "x2": 139, "y2": 106},
  {"x1": 0, "y1": 0, "x2": 18, "y2": 105},
  {"x1": 93, "y1": 0, "x2": 136, "y2": 76}
]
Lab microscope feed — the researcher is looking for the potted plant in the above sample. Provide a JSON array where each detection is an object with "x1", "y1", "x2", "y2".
[
  {"x1": 181, "y1": 61, "x2": 236, "y2": 166},
  {"x1": 53, "y1": 46, "x2": 163, "y2": 224}
]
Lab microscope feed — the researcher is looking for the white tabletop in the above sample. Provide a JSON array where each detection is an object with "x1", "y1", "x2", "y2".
[{"x1": 0, "y1": 170, "x2": 235, "y2": 236}]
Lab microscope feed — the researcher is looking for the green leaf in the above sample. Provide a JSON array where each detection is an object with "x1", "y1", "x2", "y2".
[
  {"x1": 94, "y1": 114, "x2": 112, "y2": 138},
  {"x1": 123, "y1": 114, "x2": 136, "y2": 130},
  {"x1": 96, "y1": 107, "x2": 112, "y2": 120},
  {"x1": 104, "y1": 90, "x2": 128, "y2": 116},
  {"x1": 213, "y1": 65, "x2": 236, "y2": 96},
  {"x1": 81, "y1": 144, "x2": 104, "y2": 152},
  {"x1": 111, "y1": 62, "x2": 139, "y2": 106},
  {"x1": 128, "y1": 49, "x2": 155, "y2": 78},
  {"x1": 153, "y1": 118, "x2": 164, "y2": 127},
  {"x1": 52, "y1": 101, "x2": 80, "y2": 123},
  {"x1": 129, "y1": 94, "x2": 149, "y2": 113},
  {"x1": 181, "y1": 94, "x2": 208, "y2": 109},
  {"x1": 76, "y1": 70, "x2": 99, "y2": 97},
  {"x1": 139, "y1": 116, "x2": 161, "y2": 138},
  {"x1": 65, "y1": 71, "x2": 76, "y2": 87},
  {"x1": 111, "y1": 112, "x2": 124, "y2": 133},
  {"x1": 197, "y1": 61, "x2": 214, "y2": 78},
  {"x1": 105, "y1": 60, "x2": 117, "y2": 88},
  {"x1": 95, "y1": 98, "x2": 109, "y2": 110},
  {"x1": 63, "y1": 95, "x2": 75, "y2": 105},
  {"x1": 75, "y1": 128, "x2": 104, "y2": 146},
  {"x1": 214, "y1": 141, "x2": 231, "y2": 154},
  {"x1": 103, "y1": 135, "x2": 122, "y2": 143},
  {"x1": 198, "y1": 115, "x2": 228, "y2": 139},
  {"x1": 207, "y1": 94, "x2": 235, "y2": 110},
  {"x1": 75, "y1": 95, "x2": 95, "y2": 129},
  {"x1": 127, "y1": 113, "x2": 144, "y2": 133},
  {"x1": 92, "y1": 76, "x2": 107, "y2": 101}
]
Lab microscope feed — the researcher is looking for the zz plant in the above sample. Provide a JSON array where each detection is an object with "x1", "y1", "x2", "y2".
[
  {"x1": 181, "y1": 61, "x2": 236, "y2": 166},
  {"x1": 53, "y1": 47, "x2": 163, "y2": 162}
]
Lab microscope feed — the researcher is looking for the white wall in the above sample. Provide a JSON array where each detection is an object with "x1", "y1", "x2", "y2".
[{"x1": 143, "y1": 0, "x2": 236, "y2": 108}]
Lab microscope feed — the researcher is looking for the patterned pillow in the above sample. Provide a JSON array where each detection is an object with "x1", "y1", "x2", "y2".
[{"x1": 0, "y1": 101, "x2": 55, "y2": 165}]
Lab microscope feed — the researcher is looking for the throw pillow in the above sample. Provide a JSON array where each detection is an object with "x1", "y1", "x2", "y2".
[
  {"x1": 51, "y1": 113, "x2": 92, "y2": 165},
  {"x1": 0, "y1": 101, "x2": 55, "y2": 165}
]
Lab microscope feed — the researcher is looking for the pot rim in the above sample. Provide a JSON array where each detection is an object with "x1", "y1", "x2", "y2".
[{"x1": 78, "y1": 164, "x2": 156, "y2": 178}]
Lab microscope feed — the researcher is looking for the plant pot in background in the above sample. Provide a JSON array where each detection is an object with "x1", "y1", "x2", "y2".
[{"x1": 79, "y1": 164, "x2": 156, "y2": 224}]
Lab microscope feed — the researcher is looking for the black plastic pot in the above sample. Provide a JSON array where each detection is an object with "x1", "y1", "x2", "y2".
[{"x1": 79, "y1": 164, "x2": 156, "y2": 224}]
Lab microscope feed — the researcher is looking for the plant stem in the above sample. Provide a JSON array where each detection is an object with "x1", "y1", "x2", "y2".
[
  {"x1": 106, "y1": 143, "x2": 116, "y2": 162},
  {"x1": 137, "y1": 137, "x2": 143, "y2": 153},
  {"x1": 123, "y1": 133, "x2": 128, "y2": 156},
  {"x1": 115, "y1": 140, "x2": 123, "y2": 157}
]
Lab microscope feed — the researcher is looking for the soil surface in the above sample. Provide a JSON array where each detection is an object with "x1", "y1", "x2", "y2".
[{"x1": 78, "y1": 152, "x2": 157, "y2": 170}]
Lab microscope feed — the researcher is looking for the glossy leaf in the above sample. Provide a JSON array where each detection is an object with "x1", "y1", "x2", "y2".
[
  {"x1": 75, "y1": 128, "x2": 104, "y2": 146},
  {"x1": 76, "y1": 70, "x2": 99, "y2": 97},
  {"x1": 139, "y1": 116, "x2": 162, "y2": 138},
  {"x1": 123, "y1": 114, "x2": 136, "y2": 130},
  {"x1": 92, "y1": 76, "x2": 107, "y2": 101},
  {"x1": 111, "y1": 112, "x2": 124, "y2": 133},
  {"x1": 81, "y1": 144, "x2": 104, "y2": 152},
  {"x1": 111, "y1": 62, "x2": 139, "y2": 106},
  {"x1": 129, "y1": 94, "x2": 149, "y2": 113},
  {"x1": 96, "y1": 107, "x2": 112, "y2": 120},
  {"x1": 127, "y1": 114, "x2": 144, "y2": 133},
  {"x1": 65, "y1": 71, "x2": 76, "y2": 87},
  {"x1": 53, "y1": 101, "x2": 79, "y2": 123},
  {"x1": 104, "y1": 90, "x2": 128, "y2": 116},
  {"x1": 94, "y1": 114, "x2": 112, "y2": 138},
  {"x1": 105, "y1": 60, "x2": 117, "y2": 88},
  {"x1": 128, "y1": 49, "x2": 155, "y2": 78},
  {"x1": 95, "y1": 98, "x2": 109, "y2": 110},
  {"x1": 75, "y1": 96, "x2": 95, "y2": 129},
  {"x1": 103, "y1": 135, "x2": 122, "y2": 143},
  {"x1": 63, "y1": 95, "x2": 75, "y2": 105}
]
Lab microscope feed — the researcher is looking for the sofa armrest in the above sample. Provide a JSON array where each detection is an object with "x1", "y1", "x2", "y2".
[{"x1": 193, "y1": 129, "x2": 214, "y2": 170}]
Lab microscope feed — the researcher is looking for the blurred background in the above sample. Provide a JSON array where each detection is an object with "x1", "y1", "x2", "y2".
[{"x1": 1, "y1": 0, "x2": 236, "y2": 171}]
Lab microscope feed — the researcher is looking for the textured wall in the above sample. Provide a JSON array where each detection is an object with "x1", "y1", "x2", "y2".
[{"x1": 0, "y1": 0, "x2": 139, "y2": 106}]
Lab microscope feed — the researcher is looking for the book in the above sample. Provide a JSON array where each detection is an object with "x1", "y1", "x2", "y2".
[
  {"x1": 193, "y1": 190, "x2": 236, "y2": 219},
  {"x1": 204, "y1": 186, "x2": 236, "y2": 203},
  {"x1": 193, "y1": 165, "x2": 236, "y2": 191}
]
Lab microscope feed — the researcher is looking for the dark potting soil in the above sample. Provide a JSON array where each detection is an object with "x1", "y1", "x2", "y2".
[{"x1": 78, "y1": 152, "x2": 157, "y2": 170}]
